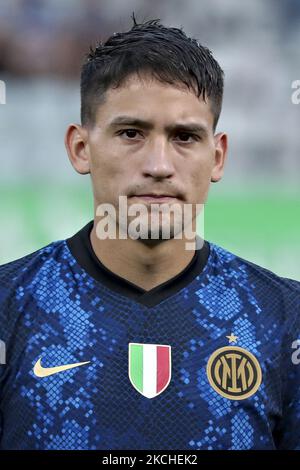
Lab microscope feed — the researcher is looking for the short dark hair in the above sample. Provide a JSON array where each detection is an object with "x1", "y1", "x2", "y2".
[{"x1": 80, "y1": 15, "x2": 224, "y2": 131}]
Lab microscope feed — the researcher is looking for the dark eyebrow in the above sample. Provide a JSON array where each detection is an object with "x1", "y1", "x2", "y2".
[{"x1": 108, "y1": 115, "x2": 208, "y2": 137}]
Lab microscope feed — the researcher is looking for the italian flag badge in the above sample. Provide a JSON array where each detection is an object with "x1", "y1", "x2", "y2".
[{"x1": 128, "y1": 343, "x2": 172, "y2": 399}]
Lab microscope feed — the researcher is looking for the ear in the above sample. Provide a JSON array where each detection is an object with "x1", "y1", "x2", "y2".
[
  {"x1": 211, "y1": 132, "x2": 228, "y2": 183},
  {"x1": 64, "y1": 123, "x2": 91, "y2": 175}
]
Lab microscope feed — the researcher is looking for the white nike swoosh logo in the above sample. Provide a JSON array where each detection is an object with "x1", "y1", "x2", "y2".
[{"x1": 33, "y1": 357, "x2": 90, "y2": 377}]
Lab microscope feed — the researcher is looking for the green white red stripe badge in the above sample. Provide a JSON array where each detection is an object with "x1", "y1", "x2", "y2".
[{"x1": 128, "y1": 343, "x2": 172, "y2": 399}]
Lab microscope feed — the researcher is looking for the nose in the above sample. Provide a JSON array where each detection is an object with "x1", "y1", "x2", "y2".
[{"x1": 141, "y1": 136, "x2": 175, "y2": 179}]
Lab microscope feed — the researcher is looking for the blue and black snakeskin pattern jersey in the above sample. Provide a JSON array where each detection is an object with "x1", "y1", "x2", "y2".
[{"x1": 0, "y1": 220, "x2": 299, "y2": 450}]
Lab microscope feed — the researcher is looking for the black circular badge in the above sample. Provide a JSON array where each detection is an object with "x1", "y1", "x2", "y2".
[{"x1": 206, "y1": 346, "x2": 262, "y2": 400}]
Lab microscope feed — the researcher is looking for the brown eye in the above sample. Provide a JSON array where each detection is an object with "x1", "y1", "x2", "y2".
[
  {"x1": 176, "y1": 132, "x2": 196, "y2": 142},
  {"x1": 119, "y1": 129, "x2": 140, "y2": 139}
]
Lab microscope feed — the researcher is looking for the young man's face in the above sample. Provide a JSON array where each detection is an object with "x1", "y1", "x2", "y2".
[{"x1": 67, "y1": 73, "x2": 227, "y2": 241}]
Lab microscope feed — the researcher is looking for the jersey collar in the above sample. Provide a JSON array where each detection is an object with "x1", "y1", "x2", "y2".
[{"x1": 66, "y1": 220, "x2": 210, "y2": 307}]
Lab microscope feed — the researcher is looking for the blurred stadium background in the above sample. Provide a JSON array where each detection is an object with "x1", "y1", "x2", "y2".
[{"x1": 0, "y1": 0, "x2": 299, "y2": 279}]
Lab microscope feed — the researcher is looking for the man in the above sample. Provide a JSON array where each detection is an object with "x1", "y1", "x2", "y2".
[{"x1": 0, "y1": 16, "x2": 299, "y2": 450}]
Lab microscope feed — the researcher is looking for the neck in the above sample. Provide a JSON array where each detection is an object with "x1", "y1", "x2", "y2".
[{"x1": 90, "y1": 218, "x2": 197, "y2": 291}]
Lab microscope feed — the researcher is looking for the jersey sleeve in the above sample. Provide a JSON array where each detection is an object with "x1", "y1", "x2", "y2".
[
  {"x1": 0, "y1": 261, "x2": 21, "y2": 446},
  {"x1": 274, "y1": 284, "x2": 300, "y2": 449},
  {"x1": 0, "y1": 270, "x2": 10, "y2": 444}
]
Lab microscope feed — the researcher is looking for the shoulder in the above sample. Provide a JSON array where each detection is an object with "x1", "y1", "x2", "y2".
[
  {"x1": 0, "y1": 239, "x2": 69, "y2": 355},
  {"x1": 207, "y1": 241, "x2": 300, "y2": 328},
  {"x1": 0, "y1": 239, "x2": 67, "y2": 309},
  {"x1": 0, "y1": 238, "x2": 66, "y2": 276},
  {"x1": 208, "y1": 241, "x2": 300, "y2": 294}
]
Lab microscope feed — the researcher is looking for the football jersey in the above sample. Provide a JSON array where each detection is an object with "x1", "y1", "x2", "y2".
[{"x1": 0, "y1": 220, "x2": 299, "y2": 450}]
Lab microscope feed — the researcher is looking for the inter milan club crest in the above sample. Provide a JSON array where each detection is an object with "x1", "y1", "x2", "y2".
[
  {"x1": 206, "y1": 334, "x2": 262, "y2": 400},
  {"x1": 128, "y1": 343, "x2": 172, "y2": 399}
]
